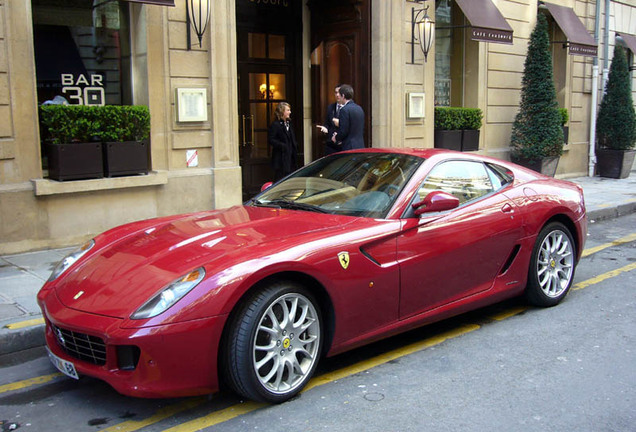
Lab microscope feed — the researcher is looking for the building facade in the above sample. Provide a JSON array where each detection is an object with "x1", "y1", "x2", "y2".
[{"x1": 0, "y1": 0, "x2": 634, "y2": 254}]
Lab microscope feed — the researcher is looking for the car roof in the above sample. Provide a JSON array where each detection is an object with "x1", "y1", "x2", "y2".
[
  {"x1": 341, "y1": 147, "x2": 445, "y2": 159},
  {"x1": 341, "y1": 148, "x2": 526, "y2": 173}
]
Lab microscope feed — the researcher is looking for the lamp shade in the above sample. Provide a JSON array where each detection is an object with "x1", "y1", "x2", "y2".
[
  {"x1": 188, "y1": 0, "x2": 211, "y2": 46},
  {"x1": 417, "y1": 10, "x2": 435, "y2": 61}
]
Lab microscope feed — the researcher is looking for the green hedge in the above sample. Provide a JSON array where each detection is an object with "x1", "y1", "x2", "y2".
[
  {"x1": 434, "y1": 107, "x2": 483, "y2": 131},
  {"x1": 559, "y1": 108, "x2": 569, "y2": 126},
  {"x1": 40, "y1": 105, "x2": 150, "y2": 144}
]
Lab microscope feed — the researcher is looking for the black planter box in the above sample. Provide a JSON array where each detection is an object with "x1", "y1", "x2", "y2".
[
  {"x1": 435, "y1": 130, "x2": 480, "y2": 151},
  {"x1": 562, "y1": 126, "x2": 569, "y2": 144},
  {"x1": 596, "y1": 149, "x2": 636, "y2": 179},
  {"x1": 103, "y1": 140, "x2": 149, "y2": 177},
  {"x1": 47, "y1": 142, "x2": 104, "y2": 181},
  {"x1": 461, "y1": 129, "x2": 480, "y2": 151},
  {"x1": 434, "y1": 130, "x2": 462, "y2": 151},
  {"x1": 512, "y1": 155, "x2": 560, "y2": 177}
]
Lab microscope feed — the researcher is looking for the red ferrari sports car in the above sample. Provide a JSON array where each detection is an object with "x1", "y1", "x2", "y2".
[{"x1": 38, "y1": 148, "x2": 587, "y2": 403}]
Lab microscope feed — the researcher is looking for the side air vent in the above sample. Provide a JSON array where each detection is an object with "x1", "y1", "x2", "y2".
[
  {"x1": 360, "y1": 248, "x2": 380, "y2": 266},
  {"x1": 500, "y1": 245, "x2": 521, "y2": 275}
]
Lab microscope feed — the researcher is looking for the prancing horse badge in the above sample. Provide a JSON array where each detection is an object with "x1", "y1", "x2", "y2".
[{"x1": 338, "y1": 252, "x2": 350, "y2": 270}]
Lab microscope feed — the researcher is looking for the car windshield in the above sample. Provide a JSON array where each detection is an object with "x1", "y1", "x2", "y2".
[{"x1": 250, "y1": 152, "x2": 423, "y2": 218}]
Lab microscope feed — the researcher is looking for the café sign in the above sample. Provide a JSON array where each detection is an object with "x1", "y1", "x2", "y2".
[
  {"x1": 569, "y1": 43, "x2": 597, "y2": 57},
  {"x1": 471, "y1": 27, "x2": 513, "y2": 44}
]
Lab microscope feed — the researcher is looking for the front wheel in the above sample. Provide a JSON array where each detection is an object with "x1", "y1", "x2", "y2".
[
  {"x1": 224, "y1": 282, "x2": 322, "y2": 403},
  {"x1": 525, "y1": 222, "x2": 576, "y2": 307}
]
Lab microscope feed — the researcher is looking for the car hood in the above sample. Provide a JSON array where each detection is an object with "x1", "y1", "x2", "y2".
[{"x1": 53, "y1": 205, "x2": 356, "y2": 319}]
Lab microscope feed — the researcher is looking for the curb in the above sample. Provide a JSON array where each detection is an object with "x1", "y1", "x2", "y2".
[
  {"x1": 0, "y1": 323, "x2": 45, "y2": 357},
  {"x1": 586, "y1": 201, "x2": 636, "y2": 222}
]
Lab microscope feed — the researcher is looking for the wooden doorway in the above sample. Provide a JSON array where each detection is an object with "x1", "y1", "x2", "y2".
[
  {"x1": 309, "y1": 0, "x2": 371, "y2": 161},
  {"x1": 236, "y1": 0, "x2": 303, "y2": 201}
]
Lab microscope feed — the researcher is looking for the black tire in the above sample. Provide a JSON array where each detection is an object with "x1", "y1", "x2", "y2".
[
  {"x1": 525, "y1": 222, "x2": 577, "y2": 307},
  {"x1": 224, "y1": 281, "x2": 322, "y2": 403}
]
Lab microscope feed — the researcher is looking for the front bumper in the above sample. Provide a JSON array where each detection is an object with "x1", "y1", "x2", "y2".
[{"x1": 38, "y1": 288, "x2": 227, "y2": 398}]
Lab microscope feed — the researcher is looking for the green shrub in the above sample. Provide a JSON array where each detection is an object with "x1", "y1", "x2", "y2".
[
  {"x1": 510, "y1": 14, "x2": 563, "y2": 161},
  {"x1": 434, "y1": 107, "x2": 483, "y2": 130},
  {"x1": 596, "y1": 46, "x2": 636, "y2": 150},
  {"x1": 40, "y1": 105, "x2": 150, "y2": 144},
  {"x1": 559, "y1": 108, "x2": 569, "y2": 126}
]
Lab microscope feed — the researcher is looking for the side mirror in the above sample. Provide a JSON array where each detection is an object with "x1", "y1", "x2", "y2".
[
  {"x1": 412, "y1": 191, "x2": 460, "y2": 216},
  {"x1": 261, "y1": 182, "x2": 273, "y2": 192}
]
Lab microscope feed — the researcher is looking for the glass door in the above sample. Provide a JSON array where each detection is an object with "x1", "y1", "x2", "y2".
[
  {"x1": 242, "y1": 69, "x2": 287, "y2": 163},
  {"x1": 238, "y1": 27, "x2": 298, "y2": 201}
]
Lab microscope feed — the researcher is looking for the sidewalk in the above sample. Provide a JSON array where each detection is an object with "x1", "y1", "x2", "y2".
[{"x1": 1, "y1": 174, "x2": 635, "y2": 357}]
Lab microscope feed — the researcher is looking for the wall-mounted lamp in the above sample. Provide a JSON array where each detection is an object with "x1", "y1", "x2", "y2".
[
  {"x1": 408, "y1": 0, "x2": 435, "y2": 63},
  {"x1": 186, "y1": 0, "x2": 211, "y2": 50},
  {"x1": 259, "y1": 83, "x2": 275, "y2": 99}
]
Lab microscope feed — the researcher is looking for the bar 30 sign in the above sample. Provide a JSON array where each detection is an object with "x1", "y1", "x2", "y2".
[{"x1": 61, "y1": 74, "x2": 106, "y2": 106}]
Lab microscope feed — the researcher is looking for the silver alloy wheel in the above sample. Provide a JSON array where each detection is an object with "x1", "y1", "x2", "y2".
[
  {"x1": 536, "y1": 229, "x2": 574, "y2": 298},
  {"x1": 252, "y1": 292, "x2": 321, "y2": 395}
]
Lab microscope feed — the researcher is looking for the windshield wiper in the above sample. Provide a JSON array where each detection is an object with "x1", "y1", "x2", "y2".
[{"x1": 256, "y1": 199, "x2": 330, "y2": 213}]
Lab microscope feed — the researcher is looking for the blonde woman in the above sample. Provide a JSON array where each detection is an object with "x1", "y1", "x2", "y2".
[{"x1": 268, "y1": 102, "x2": 298, "y2": 181}]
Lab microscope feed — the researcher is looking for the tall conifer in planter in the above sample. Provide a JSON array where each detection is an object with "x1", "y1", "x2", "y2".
[
  {"x1": 596, "y1": 46, "x2": 636, "y2": 178},
  {"x1": 510, "y1": 14, "x2": 563, "y2": 176}
]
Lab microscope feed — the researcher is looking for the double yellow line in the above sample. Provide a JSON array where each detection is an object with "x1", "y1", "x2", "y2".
[{"x1": 2, "y1": 234, "x2": 635, "y2": 432}]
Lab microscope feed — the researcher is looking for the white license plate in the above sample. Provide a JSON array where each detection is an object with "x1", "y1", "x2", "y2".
[{"x1": 47, "y1": 347, "x2": 79, "y2": 380}]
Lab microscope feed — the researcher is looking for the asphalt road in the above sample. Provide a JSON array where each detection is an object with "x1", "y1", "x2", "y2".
[{"x1": 1, "y1": 213, "x2": 635, "y2": 432}]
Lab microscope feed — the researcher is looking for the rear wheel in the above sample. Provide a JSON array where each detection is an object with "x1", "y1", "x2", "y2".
[
  {"x1": 225, "y1": 281, "x2": 322, "y2": 403},
  {"x1": 525, "y1": 222, "x2": 576, "y2": 307}
]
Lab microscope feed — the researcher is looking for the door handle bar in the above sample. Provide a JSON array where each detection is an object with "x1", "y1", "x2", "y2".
[
  {"x1": 241, "y1": 115, "x2": 247, "y2": 146},
  {"x1": 249, "y1": 115, "x2": 254, "y2": 147}
]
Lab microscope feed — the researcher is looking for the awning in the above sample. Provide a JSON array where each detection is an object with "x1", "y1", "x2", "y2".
[
  {"x1": 454, "y1": 0, "x2": 514, "y2": 45},
  {"x1": 617, "y1": 33, "x2": 636, "y2": 55},
  {"x1": 541, "y1": 2, "x2": 597, "y2": 57}
]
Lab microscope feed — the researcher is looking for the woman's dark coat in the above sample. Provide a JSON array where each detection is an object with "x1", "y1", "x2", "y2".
[{"x1": 268, "y1": 119, "x2": 298, "y2": 179}]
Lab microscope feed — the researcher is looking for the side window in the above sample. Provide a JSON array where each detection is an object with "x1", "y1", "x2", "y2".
[
  {"x1": 417, "y1": 161, "x2": 494, "y2": 205},
  {"x1": 485, "y1": 163, "x2": 514, "y2": 191}
]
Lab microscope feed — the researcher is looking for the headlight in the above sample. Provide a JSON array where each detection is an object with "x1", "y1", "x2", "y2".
[
  {"x1": 47, "y1": 240, "x2": 95, "y2": 282},
  {"x1": 131, "y1": 267, "x2": 205, "y2": 320}
]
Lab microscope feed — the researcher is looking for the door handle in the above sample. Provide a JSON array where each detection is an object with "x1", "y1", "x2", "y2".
[
  {"x1": 502, "y1": 203, "x2": 514, "y2": 214},
  {"x1": 247, "y1": 115, "x2": 254, "y2": 147},
  {"x1": 240, "y1": 115, "x2": 255, "y2": 147},
  {"x1": 241, "y1": 115, "x2": 247, "y2": 146}
]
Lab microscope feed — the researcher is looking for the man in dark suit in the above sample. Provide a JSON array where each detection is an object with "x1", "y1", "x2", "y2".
[
  {"x1": 317, "y1": 84, "x2": 344, "y2": 155},
  {"x1": 332, "y1": 84, "x2": 365, "y2": 151}
]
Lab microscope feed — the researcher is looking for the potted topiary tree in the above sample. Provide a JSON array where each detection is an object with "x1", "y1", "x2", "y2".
[
  {"x1": 434, "y1": 107, "x2": 483, "y2": 151},
  {"x1": 99, "y1": 106, "x2": 151, "y2": 177},
  {"x1": 434, "y1": 107, "x2": 462, "y2": 151},
  {"x1": 595, "y1": 46, "x2": 636, "y2": 179},
  {"x1": 461, "y1": 108, "x2": 483, "y2": 151},
  {"x1": 559, "y1": 108, "x2": 569, "y2": 144},
  {"x1": 40, "y1": 105, "x2": 104, "y2": 181},
  {"x1": 510, "y1": 14, "x2": 563, "y2": 177}
]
